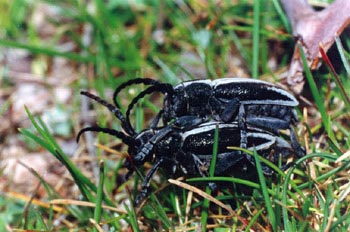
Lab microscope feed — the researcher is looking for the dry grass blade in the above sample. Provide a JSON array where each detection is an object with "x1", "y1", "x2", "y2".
[
  {"x1": 5, "y1": 192, "x2": 65, "y2": 213},
  {"x1": 335, "y1": 150, "x2": 350, "y2": 163},
  {"x1": 94, "y1": 143, "x2": 126, "y2": 157},
  {"x1": 50, "y1": 199, "x2": 127, "y2": 214},
  {"x1": 168, "y1": 178, "x2": 234, "y2": 216},
  {"x1": 185, "y1": 191, "x2": 193, "y2": 224},
  {"x1": 89, "y1": 218, "x2": 104, "y2": 232}
]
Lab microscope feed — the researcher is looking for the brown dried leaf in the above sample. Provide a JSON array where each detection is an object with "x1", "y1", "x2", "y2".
[{"x1": 281, "y1": 0, "x2": 350, "y2": 91}]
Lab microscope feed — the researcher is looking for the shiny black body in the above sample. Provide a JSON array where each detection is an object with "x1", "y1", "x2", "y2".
[
  {"x1": 113, "y1": 77, "x2": 304, "y2": 156},
  {"x1": 162, "y1": 78, "x2": 298, "y2": 128},
  {"x1": 114, "y1": 78, "x2": 299, "y2": 134},
  {"x1": 77, "y1": 87, "x2": 300, "y2": 205}
]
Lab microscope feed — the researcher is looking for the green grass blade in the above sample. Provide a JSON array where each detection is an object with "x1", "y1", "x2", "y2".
[
  {"x1": 26, "y1": 107, "x2": 99, "y2": 197},
  {"x1": 93, "y1": 160, "x2": 105, "y2": 232},
  {"x1": 271, "y1": 0, "x2": 291, "y2": 32},
  {"x1": 330, "y1": 208, "x2": 350, "y2": 230},
  {"x1": 54, "y1": 150, "x2": 96, "y2": 202},
  {"x1": 252, "y1": 0, "x2": 260, "y2": 78},
  {"x1": 153, "y1": 56, "x2": 179, "y2": 85},
  {"x1": 209, "y1": 125, "x2": 219, "y2": 177},
  {"x1": 298, "y1": 160, "x2": 350, "y2": 190},
  {"x1": 20, "y1": 107, "x2": 107, "y2": 204},
  {"x1": 299, "y1": 45, "x2": 335, "y2": 141},
  {"x1": 228, "y1": 147, "x2": 306, "y2": 200},
  {"x1": 124, "y1": 204, "x2": 140, "y2": 232},
  {"x1": 188, "y1": 176, "x2": 275, "y2": 195},
  {"x1": 17, "y1": 161, "x2": 59, "y2": 200},
  {"x1": 19, "y1": 128, "x2": 55, "y2": 154},
  {"x1": 223, "y1": 25, "x2": 290, "y2": 40},
  {"x1": 0, "y1": 39, "x2": 95, "y2": 63},
  {"x1": 282, "y1": 152, "x2": 338, "y2": 231},
  {"x1": 254, "y1": 150, "x2": 276, "y2": 231},
  {"x1": 246, "y1": 207, "x2": 264, "y2": 232},
  {"x1": 201, "y1": 125, "x2": 219, "y2": 231},
  {"x1": 148, "y1": 201, "x2": 174, "y2": 230},
  {"x1": 228, "y1": 30, "x2": 250, "y2": 66},
  {"x1": 320, "y1": 185, "x2": 332, "y2": 231},
  {"x1": 335, "y1": 36, "x2": 350, "y2": 75},
  {"x1": 23, "y1": 106, "x2": 64, "y2": 154},
  {"x1": 31, "y1": 209, "x2": 48, "y2": 231}
]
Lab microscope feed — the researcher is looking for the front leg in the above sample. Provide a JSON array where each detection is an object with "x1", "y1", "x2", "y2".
[
  {"x1": 133, "y1": 127, "x2": 174, "y2": 165},
  {"x1": 133, "y1": 116, "x2": 206, "y2": 165},
  {"x1": 135, "y1": 157, "x2": 164, "y2": 205},
  {"x1": 135, "y1": 156, "x2": 182, "y2": 205}
]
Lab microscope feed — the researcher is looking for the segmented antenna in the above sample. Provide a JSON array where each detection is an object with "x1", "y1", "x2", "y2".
[
  {"x1": 125, "y1": 83, "x2": 174, "y2": 129},
  {"x1": 112, "y1": 78, "x2": 164, "y2": 108},
  {"x1": 76, "y1": 126, "x2": 135, "y2": 146},
  {"x1": 81, "y1": 91, "x2": 136, "y2": 136}
]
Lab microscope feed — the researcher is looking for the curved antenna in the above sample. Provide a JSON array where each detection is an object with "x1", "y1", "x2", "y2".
[
  {"x1": 113, "y1": 78, "x2": 164, "y2": 108},
  {"x1": 76, "y1": 126, "x2": 135, "y2": 147},
  {"x1": 81, "y1": 91, "x2": 136, "y2": 136},
  {"x1": 125, "y1": 83, "x2": 174, "y2": 129}
]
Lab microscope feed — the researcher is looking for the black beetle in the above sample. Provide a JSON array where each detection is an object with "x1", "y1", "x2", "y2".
[
  {"x1": 112, "y1": 77, "x2": 304, "y2": 156},
  {"x1": 113, "y1": 78, "x2": 298, "y2": 129},
  {"x1": 77, "y1": 91, "x2": 296, "y2": 204}
]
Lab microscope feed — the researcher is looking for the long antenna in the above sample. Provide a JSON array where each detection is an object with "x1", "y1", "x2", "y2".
[{"x1": 81, "y1": 91, "x2": 136, "y2": 136}]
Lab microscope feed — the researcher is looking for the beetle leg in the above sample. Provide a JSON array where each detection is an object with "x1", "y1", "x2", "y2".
[
  {"x1": 289, "y1": 126, "x2": 305, "y2": 157},
  {"x1": 177, "y1": 152, "x2": 218, "y2": 191},
  {"x1": 237, "y1": 104, "x2": 256, "y2": 172},
  {"x1": 133, "y1": 127, "x2": 173, "y2": 165},
  {"x1": 173, "y1": 115, "x2": 207, "y2": 129},
  {"x1": 280, "y1": 162, "x2": 294, "y2": 171},
  {"x1": 221, "y1": 98, "x2": 240, "y2": 122},
  {"x1": 260, "y1": 164, "x2": 274, "y2": 175},
  {"x1": 190, "y1": 154, "x2": 220, "y2": 191},
  {"x1": 238, "y1": 104, "x2": 247, "y2": 149},
  {"x1": 213, "y1": 152, "x2": 245, "y2": 175},
  {"x1": 149, "y1": 110, "x2": 164, "y2": 129},
  {"x1": 243, "y1": 149, "x2": 275, "y2": 175},
  {"x1": 209, "y1": 97, "x2": 240, "y2": 122},
  {"x1": 191, "y1": 154, "x2": 209, "y2": 177},
  {"x1": 246, "y1": 116, "x2": 290, "y2": 134},
  {"x1": 124, "y1": 165, "x2": 134, "y2": 180},
  {"x1": 135, "y1": 157, "x2": 164, "y2": 205}
]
